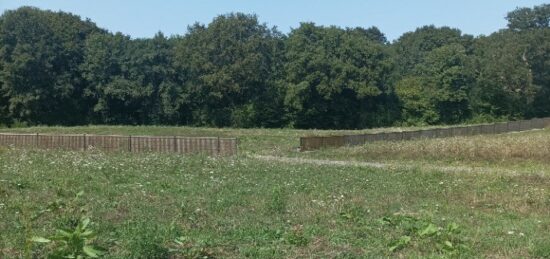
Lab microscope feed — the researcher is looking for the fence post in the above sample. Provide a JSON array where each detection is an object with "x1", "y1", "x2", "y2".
[
  {"x1": 173, "y1": 136, "x2": 177, "y2": 153},
  {"x1": 35, "y1": 133, "x2": 39, "y2": 148},
  {"x1": 216, "y1": 137, "x2": 221, "y2": 156},
  {"x1": 128, "y1": 135, "x2": 132, "y2": 152},
  {"x1": 83, "y1": 134, "x2": 87, "y2": 151}
]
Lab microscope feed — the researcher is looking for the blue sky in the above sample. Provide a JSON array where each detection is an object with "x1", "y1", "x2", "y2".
[{"x1": 0, "y1": 0, "x2": 548, "y2": 41}]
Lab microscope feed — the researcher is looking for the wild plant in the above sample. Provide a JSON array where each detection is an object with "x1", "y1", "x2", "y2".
[
  {"x1": 381, "y1": 215, "x2": 468, "y2": 255},
  {"x1": 25, "y1": 191, "x2": 105, "y2": 258},
  {"x1": 31, "y1": 217, "x2": 104, "y2": 258}
]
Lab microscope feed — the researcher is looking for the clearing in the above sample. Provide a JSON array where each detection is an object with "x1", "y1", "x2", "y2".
[{"x1": 1, "y1": 126, "x2": 550, "y2": 258}]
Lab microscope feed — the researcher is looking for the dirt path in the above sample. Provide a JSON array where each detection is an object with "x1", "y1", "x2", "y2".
[{"x1": 252, "y1": 155, "x2": 542, "y2": 176}]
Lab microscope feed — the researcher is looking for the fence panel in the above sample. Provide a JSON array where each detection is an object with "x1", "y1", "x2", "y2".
[
  {"x1": 519, "y1": 120, "x2": 531, "y2": 131},
  {"x1": 363, "y1": 134, "x2": 376, "y2": 142},
  {"x1": 480, "y1": 124, "x2": 494, "y2": 135},
  {"x1": 399, "y1": 131, "x2": 410, "y2": 140},
  {"x1": 452, "y1": 127, "x2": 463, "y2": 137},
  {"x1": 299, "y1": 117, "x2": 550, "y2": 151},
  {"x1": 219, "y1": 138, "x2": 238, "y2": 156},
  {"x1": 300, "y1": 136, "x2": 325, "y2": 151},
  {"x1": 0, "y1": 133, "x2": 237, "y2": 156},
  {"x1": 0, "y1": 133, "x2": 33, "y2": 148},
  {"x1": 507, "y1": 121, "x2": 521, "y2": 132},
  {"x1": 494, "y1": 122, "x2": 508, "y2": 134},
  {"x1": 419, "y1": 130, "x2": 434, "y2": 139},
  {"x1": 440, "y1": 128, "x2": 453, "y2": 138},
  {"x1": 344, "y1": 135, "x2": 364, "y2": 146},
  {"x1": 452, "y1": 127, "x2": 467, "y2": 137},
  {"x1": 386, "y1": 132, "x2": 403, "y2": 141},
  {"x1": 464, "y1": 126, "x2": 476, "y2": 136}
]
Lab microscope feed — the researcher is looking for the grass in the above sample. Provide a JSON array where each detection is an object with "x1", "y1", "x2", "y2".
[
  {"x1": 303, "y1": 129, "x2": 550, "y2": 169},
  {"x1": 1, "y1": 125, "x2": 550, "y2": 257}
]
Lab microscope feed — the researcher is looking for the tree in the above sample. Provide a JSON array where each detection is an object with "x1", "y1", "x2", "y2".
[
  {"x1": 82, "y1": 33, "x2": 155, "y2": 124},
  {"x1": 1, "y1": 5, "x2": 550, "y2": 129},
  {"x1": 347, "y1": 26, "x2": 388, "y2": 44},
  {"x1": 391, "y1": 25, "x2": 473, "y2": 79},
  {"x1": 394, "y1": 77, "x2": 439, "y2": 124},
  {"x1": 396, "y1": 44, "x2": 473, "y2": 124},
  {"x1": 506, "y1": 4, "x2": 550, "y2": 31},
  {"x1": 522, "y1": 28, "x2": 550, "y2": 117},
  {"x1": 133, "y1": 33, "x2": 185, "y2": 124},
  {"x1": 283, "y1": 23, "x2": 392, "y2": 129},
  {"x1": 0, "y1": 7, "x2": 103, "y2": 125},
  {"x1": 422, "y1": 44, "x2": 473, "y2": 123},
  {"x1": 174, "y1": 13, "x2": 285, "y2": 127},
  {"x1": 391, "y1": 26, "x2": 474, "y2": 125},
  {"x1": 0, "y1": 66, "x2": 8, "y2": 125},
  {"x1": 470, "y1": 31, "x2": 539, "y2": 119}
]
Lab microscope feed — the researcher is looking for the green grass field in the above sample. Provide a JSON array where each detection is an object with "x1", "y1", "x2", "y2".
[{"x1": 1, "y1": 126, "x2": 550, "y2": 258}]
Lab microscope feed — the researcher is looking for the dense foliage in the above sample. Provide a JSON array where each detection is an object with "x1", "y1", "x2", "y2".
[{"x1": 0, "y1": 5, "x2": 549, "y2": 129}]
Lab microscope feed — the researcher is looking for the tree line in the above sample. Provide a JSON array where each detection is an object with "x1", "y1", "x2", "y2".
[{"x1": 0, "y1": 5, "x2": 549, "y2": 129}]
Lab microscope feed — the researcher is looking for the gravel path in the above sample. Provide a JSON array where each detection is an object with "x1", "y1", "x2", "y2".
[{"x1": 252, "y1": 155, "x2": 538, "y2": 176}]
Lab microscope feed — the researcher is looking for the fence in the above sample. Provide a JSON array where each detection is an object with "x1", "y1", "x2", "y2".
[
  {"x1": 300, "y1": 117, "x2": 550, "y2": 151},
  {"x1": 0, "y1": 133, "x2": 238, "y2": 156}
]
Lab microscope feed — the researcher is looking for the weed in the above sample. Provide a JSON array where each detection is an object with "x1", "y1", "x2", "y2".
[
  {"x1": 31, "y1": 217, "x2": 104, "y2": 258},
  {"x1": 169, "y1": 236, "x2": 216, "y2": 258},
  {"x1": 381, "y1": 215, "x2": 468, "y2": 255},
  {"x1": 266, "y1": 186, "x2": 287, "y2": 214},
  {"x1": 283, "y1": 225, "x2": 309, "y2": 246}
]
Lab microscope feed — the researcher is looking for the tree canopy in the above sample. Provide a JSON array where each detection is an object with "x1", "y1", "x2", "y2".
[{"x1": 1, "y1": 5, "x2": 549, "y2": 129}]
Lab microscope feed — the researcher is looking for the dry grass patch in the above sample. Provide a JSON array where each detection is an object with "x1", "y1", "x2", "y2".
[{"x1": 307, "y1": 129, "x2": 550, "y2": 164}]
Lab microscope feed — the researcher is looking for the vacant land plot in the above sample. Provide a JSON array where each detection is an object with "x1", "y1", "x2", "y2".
[
  {"x1": 304, "y1": 129, "x2": 550, "y2": 171},
  {"x1": 1, "y1": 126, "x2": 550, "y2": 257}
]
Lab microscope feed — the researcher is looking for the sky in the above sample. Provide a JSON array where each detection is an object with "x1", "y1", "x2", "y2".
[{"x1": 0, "y1": 0, "x2": 548, "y2": 41}]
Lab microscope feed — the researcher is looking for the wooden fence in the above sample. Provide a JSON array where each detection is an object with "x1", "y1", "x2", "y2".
[
  {"x1": 0, "y1": 133, "x2": 238, "y2": 156},
  {"x1": 300, "y1": 117, "x2": 550, "y2": 151}
]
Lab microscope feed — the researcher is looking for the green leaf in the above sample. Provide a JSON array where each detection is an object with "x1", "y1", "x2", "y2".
[
  {"x1": 389, "y1": 235, "x2": 411, "y2": 252},
  {"x1": 174, "y1": 237, "x2": 184, "y2": 245},
  {"x1": 447, "y1": 222, "x2": 460, "y2": 233},
  {"x1": 55, "y1": 228, "x2": 73, "y2": 238},
  {"x1": 80, "y1": 230, "x2": 95, "y2": 238},
  {"x1": 30, "y1": 236, "x2": 51, "y2": 243},
  {"x1": 419, "y1": 223, "x2": 438, "y2": 237},
  {"x1": 444, "y1": 240, "x2": 453, "y2": 248},
  {"x1": 340, "y1": 213, "x2": 353, "y2": 220},
  {"x1": 83, "y1": 245, "x2": 104, "y2": 258},
  {"x1": 80, "y1": 218, "x2": 91, "y2": 229},
  {"x1": 388, "y1": 244, "x2": 400, "y2": 252}
]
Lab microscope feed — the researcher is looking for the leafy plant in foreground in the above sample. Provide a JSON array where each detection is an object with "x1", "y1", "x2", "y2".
[
  {"x1": 31, "y1": 217, "x2": 104, "y2": 258},
  {"x1": 24, "y1": 191, "x2": 105, "y2": 258},
  {"x1": 381, "y1": 215, "x2": 468, "y2": 255}
]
